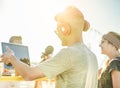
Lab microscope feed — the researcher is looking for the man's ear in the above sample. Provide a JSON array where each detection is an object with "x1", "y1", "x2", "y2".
[{"x1": 60, "y1": 23, "x2": 71, "y2": 35}]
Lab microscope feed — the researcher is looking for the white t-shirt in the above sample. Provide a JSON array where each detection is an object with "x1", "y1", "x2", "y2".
[{"x1": 37, "y1": 43, "x2": 98, "y2": 88}]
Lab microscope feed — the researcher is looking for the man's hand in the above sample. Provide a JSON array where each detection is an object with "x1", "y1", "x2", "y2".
[{"x1": 1, "y1": 46, "x2": 15, "y2": 64}]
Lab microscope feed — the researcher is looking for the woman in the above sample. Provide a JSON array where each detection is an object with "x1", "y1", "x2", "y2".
[{"x1": 98, "y1": 32, "x2": 120, "y2": 88}]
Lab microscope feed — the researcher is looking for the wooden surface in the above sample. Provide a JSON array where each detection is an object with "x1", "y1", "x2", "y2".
[
  {"x1": 0, "y1": 76, "x2": 24, "y2": 81},
  {"x1": 0, "y1": 76, "x2": 55, "y2": 82}
]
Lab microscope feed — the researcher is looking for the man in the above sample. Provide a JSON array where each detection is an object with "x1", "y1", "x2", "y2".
[
  {"x1": 0, "y1": 36, "x2": 23, "y2": 88},
  {"x1": 1, "y1": 6, "x2": 98, "y2": 88},
  {"x1": 2, "y1": 36, "x2": 23, "y2": 76},
  {"x1": 9, "y1": 36, "x2": 22, "y2": 44}
]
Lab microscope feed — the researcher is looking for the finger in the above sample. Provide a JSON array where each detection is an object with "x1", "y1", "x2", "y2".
[
  {"x1": 1, "y1": 54, "x2": 11, "y2": 64},
  {"x1": 0, "y1": 54, "x2": 4, "y2": 58},
  {"x1": 6, "y1": 46, "x2": 12, "y2": 53},
  {"x1": 6, "y1": 46, "x2": 14, "y2": 56}
]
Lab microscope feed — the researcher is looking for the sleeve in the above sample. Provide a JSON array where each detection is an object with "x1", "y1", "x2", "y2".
[
  {"x1": 109, "y1": 59, "x2": 120, "y2": 73},
  {"x1": 36, "y1": 48, "x2": 72, "y2": 79}
]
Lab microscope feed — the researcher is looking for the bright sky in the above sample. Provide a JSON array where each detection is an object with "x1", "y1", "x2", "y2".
[{"x1": 0, "y1": 0, "x2": 120, "y2": 67}]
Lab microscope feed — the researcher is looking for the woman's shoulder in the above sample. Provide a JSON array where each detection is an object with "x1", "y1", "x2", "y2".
[
  {"x1": 108, "y1": 57, "x2": 120, "y2": 72},
  {"x1": 111, "y1": 57, "x2": 120, "y2": 63}
]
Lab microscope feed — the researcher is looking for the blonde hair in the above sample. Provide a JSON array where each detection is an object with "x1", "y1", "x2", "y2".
[{"x1": 9, "y1": 36, "x2": 22, "y2": 44}]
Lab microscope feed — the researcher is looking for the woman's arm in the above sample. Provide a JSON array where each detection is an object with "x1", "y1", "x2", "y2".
[{"x1": 112, "y1": 70, "x2": 120, "y2": 88}]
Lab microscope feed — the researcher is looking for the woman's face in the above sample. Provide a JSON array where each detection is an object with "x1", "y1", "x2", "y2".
[{"x1": 99, "y1": 39, "x2": 111, "y2": 55}]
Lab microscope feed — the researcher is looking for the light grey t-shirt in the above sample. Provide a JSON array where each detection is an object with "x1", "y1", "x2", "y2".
[{"x1": 37, "y1": 43, "x2": 98, "y2": 88}]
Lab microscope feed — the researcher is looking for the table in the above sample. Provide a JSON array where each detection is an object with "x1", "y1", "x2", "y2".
[
  {"x1": 0, "y1": 76, "x2": 34, "y2": 88},
  {"x1": 0, "y1": 76, "x2": 24, "y2": 81},
  {"x1": 0, "y1": 76, "x2": 53, "y2": 81},
  {"x1": 0, "y1": 76, "x2": 55, "y2": 88}
]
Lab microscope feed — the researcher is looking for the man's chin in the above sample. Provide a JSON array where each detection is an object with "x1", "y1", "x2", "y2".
[
  {"x1": 62, "y1": 44, "x2": 65, "y2": 46},
  {"x1": 101, "y1": 52, "x2": 105, "y2": 55},
  {"x1": 62, "y1": 42, "x2": 67, "y2": 46}
]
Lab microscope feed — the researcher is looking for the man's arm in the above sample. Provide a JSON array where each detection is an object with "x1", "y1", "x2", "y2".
[{"x1": 1, "y1": 47, "x2": 45, "y2": 81}]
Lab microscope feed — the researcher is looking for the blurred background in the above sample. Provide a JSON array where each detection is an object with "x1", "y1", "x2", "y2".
[{"x1": 0, "y1": 0, "x2": 120, "y2": 68}]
